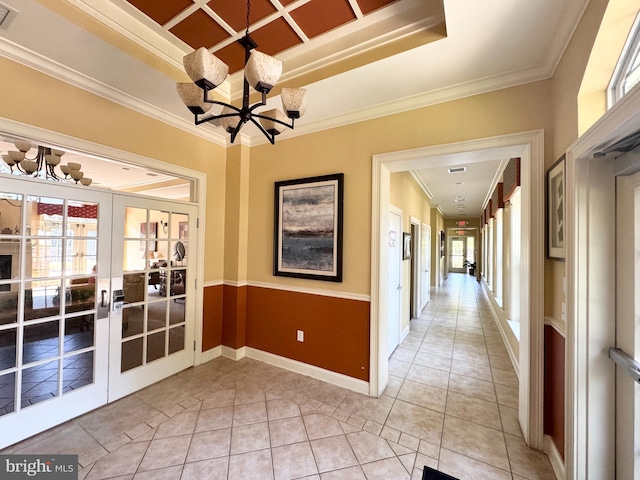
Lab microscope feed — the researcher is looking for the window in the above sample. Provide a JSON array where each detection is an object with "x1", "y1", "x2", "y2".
[{"x1": 609, "y1": 11, "x2": 640, "y2": 107}]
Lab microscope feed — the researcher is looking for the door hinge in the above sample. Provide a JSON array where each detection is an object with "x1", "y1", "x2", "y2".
[
  {"x1": 193, "y1": 340, "x2": 196, "y2": 351},
  {"x1": 197, "y1": 218, "x2": 199, "y2": 228}
]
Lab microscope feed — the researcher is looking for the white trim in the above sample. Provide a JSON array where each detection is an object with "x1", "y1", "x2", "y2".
[
  {"x1": 565, "y1": 77, "x2": 640, "y2": 480},
  {"x1": 482, "y1": 279, "x2": 520, "y2": 375},
  {"x1": 222, "y1": 346, "x2": 247, "y2": 361},
  {"x1": 245, "y1": 347, "x2": 370, "y2": 395},
  {"x1": 371, "y1": 130, "x2": 545, "y2": 448},
  {"x1": 400, "y1": 324, "x2": 410, "y2": 344},
  {"x1": 200, "y1": 345, "x2": 222, "y2": 364},
  {"x1": 203, "y1": 280, "x2": 224, "y2": 288},
  {"x1": 223, "y1": 279, "x2": 249, "y2": 288},
  {"x1": 544, "y1": 316, "x2": 566, "y2": 338},
  {"x1": 247, "y1": 281, "x2": 371, "y2": 302},
  {"x1": 545, "y1": 434, "x2": 566, "y2": 480},
  {"x1": 410, "y1": 171, "x2": 434, "y2": 199}
]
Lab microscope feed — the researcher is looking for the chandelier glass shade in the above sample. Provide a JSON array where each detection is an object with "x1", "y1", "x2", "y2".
[
  {"x1": 177, "y1": 31, "x2": 306, "y2": 144},
  {"x1": 2, "y1": 141, "x2": 92, "y2": 186}
]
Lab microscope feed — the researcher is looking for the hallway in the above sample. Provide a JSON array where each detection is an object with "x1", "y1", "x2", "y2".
[{"x1": 1, "y1": 274, "x2": 555, "y2": 479}]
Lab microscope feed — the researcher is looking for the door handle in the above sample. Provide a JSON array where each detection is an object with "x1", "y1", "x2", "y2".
[
  {"x1": 609, "y1": 347, "x2": 640, "y2": 384},
  {"x1": 100, "y1": 289, "x2": 107, "y2": 308}
]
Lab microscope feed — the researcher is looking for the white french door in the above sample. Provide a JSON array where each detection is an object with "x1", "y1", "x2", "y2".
[
  {"x1": 0, "y1": 177, "x2": 112, "y2": 449},
  {"x1": 0, "y1": 178, "x2": 198, "y2": 448},
  {"x1": 614, "y1": 170, "x2": 640, "y2": 479},
  {"x1": 108, "y1": 195, "x2": 197, "y2": 401}
]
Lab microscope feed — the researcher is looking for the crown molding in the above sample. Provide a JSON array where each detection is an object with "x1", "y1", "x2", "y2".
[{"x1": 410, "y1": 171, "x2": 434, "y2": 199}]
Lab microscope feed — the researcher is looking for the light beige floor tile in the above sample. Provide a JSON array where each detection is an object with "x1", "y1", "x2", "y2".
[
  {"x1": 125, "y1": 423, "x2": 152, "y2": 440},
  {"x1": 300, "y1": 380, "x2": 349, "y2": 407},
  {"x1": 132, "y1": 464, "x2": 182, "y2": 480},
  {"x1": 398, "y1": 379, "x2": 447, "y2": 413},
  {"x1": 338, "y1": 392, "x2": 394, "y2": 425},
  {"x1": 234, "y1": 386, "x2": 266, "y2": 405},
  {"x1": 233, "y1": 401, "x2": 268, "y2": 426},
  {"x1": 441, "y1": 416, "x2": 509, "y2": 471},
  {"x1": 495, "y1": 383, "x2": 519, "y2": 408},
  {"x1": 412, "y1": 352, "x2": 452, "y2": 372},
  {"x1": 388, "y1": 359, "x2": 412, "y2": 378},
  {"x1": 416, "y1": 452, "x2": 438, "y2": 470},
  {"x1": 379, "y1": 426, "x2": 401, "y2": 443},
  {"x1": 498, "y1": 404, "x2": 523, "y2": 437},
  {"x1": 16, "y1": 422, "x2": 102, "y2": 456},
  {"x1": 310, "y1": 435, "x2": 358, "y2": 473},
  {"x1": 448, "y1": 373, "x2": 496, "y2": 402},
  {"x1": 269, "y1": 416, "x2": 308, "y2": 447},
  {"x1": 382, "y1": 375, "x2": 404, "y2": 397},
  {"x1": 363, "y1": 420, "x2": 383, "y2": 435},
  {"x1": 399, "y1": 433, "x2": 420, "y2": 451},
  {"x1": 186, "y1": 428, "x2": 231, "y2": 462},
  {"x1": 154, "y1": 411, "x2": 198, "y2": 439},
  {"x1": 345, "y1": 431, "x2": 395, "y2": 464},
  {"x1": 360, "y1": 457, "x2": 411, "y2": 480},
  {"x1": 399, "y1": 452, "x2": 416, "y2": 472},
  {"x1": 418, "y1": 440, "x2": 439, "y2": 460},
  {"x1": 229, "y1": 449, "x2": 274, "y2": 480},
  {"x1": 272, "y1": 441, "x2": 318, "y2": 480},
  {"x1": 85, "y1": 441, "x2": 149, "y2": 480},
  {"x1": 318, "y1": 465, "x2": 366, "y2": 480},
  {"x1": 390, "y1": 347, "x2": 418, "y2": 364},
  {"x1": 230, "y1": 422, "x2": 270, "y2": 454},
  {"x1": 438, "y1": 448, "x2": 511, "y2": 479},
  {"x1": 385, "y1": 399, "x2": 444, "y2": 445},
  {"x1": 103, "y1": 434, "x2": 130, "y2": 452},
  {"x1": 421, "y1": 334, "x2": 455, "y2": 348},
  {"x1": 138, "y1": 434, "x2": 191, "y2": 472},
  {"x1": 200, "y1": 389, "x2": 235, "y2": 410},
  {"x1": 79, "y1": 446, "x2": 109, "y2": 468},
  {"x1": 505, "y1": 433, "x2": 557, "y2": 479},
  {"x1": 492, "y1": 367, "x2": 518, "y2": 387},
  {"x1": 181, "y1": 458, "x2": 227, "y2": 480},
  {"x1": 417, "y1": 343, "x2": 453, "y2": 359},
  {"x1": 489, "y1": 355, "x2": 515, "y2": 371},
  {"x1": 445, "y1": 391, "x2": 502, "y2": 430},
  {"x1": 303, "y1": 413, "x2": 344, "y2": 440},
  {"x1": 388, "y1": 441, "x2": 413, "y2": 456},
  {"x1": 194, "y1": 406, "x2": 233, "y2": 432},
  {"x1": 450, "y1": 358, "x2": 492, "y2": 381},
  {"x1": 405, "y1": 364, "x2": 450, "y2": 390}
]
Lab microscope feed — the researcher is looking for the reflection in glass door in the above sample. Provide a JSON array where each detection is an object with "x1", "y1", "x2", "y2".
[
  {"x1": 0, "y1": 178, "x2": 111, "y2": 449},
  {"x1": 109, "y1": 196, "x2": 196, "y2": 401}
]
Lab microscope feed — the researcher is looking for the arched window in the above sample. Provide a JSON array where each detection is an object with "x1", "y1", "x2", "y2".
[{"x1": 609, "y1": 12, "x2": 640, "y2": 107}]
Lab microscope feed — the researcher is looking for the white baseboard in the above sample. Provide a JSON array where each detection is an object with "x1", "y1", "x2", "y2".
[
  {"x1": 245, "y1": 347, "x2": 369, "y2": 395},
  {"x1": 400, "y1": 324, "x2": 410, "y2": 343},
  {"x1": 195, "y1": 344, "x2": 370, "y2": 395},
  {"x1": 544, "y1": 434, "x2": 565, "y2": 480},
  {"x1": 221, "y1": 345, "x2": 247, "y2": 361},
  {"x1": 199, "y1": 345, "x2": 222, "y2": 364}
]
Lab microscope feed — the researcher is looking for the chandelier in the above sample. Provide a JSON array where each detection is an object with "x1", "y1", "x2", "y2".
[
  {"x1": 176, "y1": 0, "x2": 306, "y2": 145},
  {"x1": 2, "y1": 141, "x2": 92, "y2": 185}
]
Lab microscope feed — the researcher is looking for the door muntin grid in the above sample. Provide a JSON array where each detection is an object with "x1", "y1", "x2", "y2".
[
  {"x1": 120, "y1": 209, "x2": 188, "y2": 373},
  {"x1": 0, "y1": 193, "x2": 99, "y2": 417}
]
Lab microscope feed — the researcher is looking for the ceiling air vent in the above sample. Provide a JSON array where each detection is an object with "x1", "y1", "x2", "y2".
[
  {"x1": 448, "y1": 167, "x2": 466, "y2": 174},
  {"x1": 0, "y1": 4, "x2": 12, "y2": 27}
]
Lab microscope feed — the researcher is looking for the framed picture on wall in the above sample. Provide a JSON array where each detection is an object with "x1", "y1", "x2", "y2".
[
  {"x1": 403, "y1": 232, "x2": 412, "y2": 260},
  {"x1": 547, "y1": 155, "x2": 565, "y2": 260},
  {"x1": 274, "y1": 173, "x2": 344, "y2": 282},
  {"x1": 440, "y1": 231, "x2": 445, "y2": 258}
]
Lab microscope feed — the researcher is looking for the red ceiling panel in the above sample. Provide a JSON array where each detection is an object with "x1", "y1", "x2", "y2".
[
  {"x1": 356, "y1": 0, "x2": 397, "y2": 15},
  {"x1": 126, "y1": 0, "x2": 193, "y2": 26},
  {"x1": 290, "y1": 0, "x2": 356, "y2": 39},
  {"x1": 248, "y1": 18, "x2": 303, "y2": 57},
  {"x1": 279, "y1": 0, "x2": 296, "y2": 5},
  {"x1": 207, "y1": 0, "x2": 277, "y2": 32},
  {"x1": 170, "y1": 10, "x2": 231, "y2": 49},
  {"x1": 214, "y1": 41, "x2": 247, "y2": 74}
]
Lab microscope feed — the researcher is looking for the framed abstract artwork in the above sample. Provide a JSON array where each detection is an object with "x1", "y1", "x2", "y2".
[
  {"x1": 547, "y1": 155, "x2": 565, "y2": 260},
  {"x1": 274, "y1": 173, "x2": 344, "y2": 282}
]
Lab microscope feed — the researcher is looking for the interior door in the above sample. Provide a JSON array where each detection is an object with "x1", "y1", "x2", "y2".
[
  {"x1": 614, "y1": 171, "x2": 640, "y2": 479},
  {"x1": 388, "y1": 208, "x2": 402, "y2": 356},
  {"x1": 421, "y1": 223, "x2": 430, "y2": 310},
  {"x1": 0, "y1": 177, "x2": 112, "y2": 449},
  {"x1": 449, "y1": 237, "x2": 467, "y2": 273},
  {"x1": 108, "y1": 195, "x2": 197, "y2": 401}
]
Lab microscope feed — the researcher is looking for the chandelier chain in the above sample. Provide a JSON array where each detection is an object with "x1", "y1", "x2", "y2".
[{"x1": 245, "y1": 0, "x2": 251, "y2": 37}]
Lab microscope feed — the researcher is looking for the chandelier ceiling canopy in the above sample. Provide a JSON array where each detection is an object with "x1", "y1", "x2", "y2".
[{"x1": 177, "y1": 0, "x2": 306, "y2": 145}]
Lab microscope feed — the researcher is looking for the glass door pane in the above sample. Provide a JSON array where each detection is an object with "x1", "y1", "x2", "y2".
[
  {"x1": 109, "y1": 196, "x2": 196, "y2": 402},
  {"x1": 451, "y1": 238, "x2": 465, "y2": 269}
]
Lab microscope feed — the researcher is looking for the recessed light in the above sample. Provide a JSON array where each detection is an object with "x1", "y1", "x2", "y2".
[
  {"x1": 454, "y1": 198, "x2": 466, "y2": 202},
  {"x1": 454, "y1": 182, "x2": 463, "y2": 185},
  {"x1": 146, "y1": 172, "x2": 158, "y2": 177},
  {"x1": 122, "y1": 167, "x2": 130, "y2": 171},
  {"x1": 448, "y1": 167, "x2": 466, "y2": 174}
]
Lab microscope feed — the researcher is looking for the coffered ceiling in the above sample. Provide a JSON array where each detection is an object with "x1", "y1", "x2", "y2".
[{"x1": 0, "y1": 0, "x2": 589, "y2": 212}]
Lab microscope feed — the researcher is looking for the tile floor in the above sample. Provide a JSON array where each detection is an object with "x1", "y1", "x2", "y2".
[{"x1": 1, "y1": 273, "x2": 557, "y2": 479}]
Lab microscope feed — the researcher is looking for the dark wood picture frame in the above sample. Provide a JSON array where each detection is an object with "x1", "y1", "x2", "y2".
[
  {"x1": 547, "y1": 155, "x2": 565, "y2": 260},
  {"x1": 403, "y1": 232, "x2": 412, "y2": 260},
  {"x1": 274, "y1": 173, "x2": 344, "y2": 282}
]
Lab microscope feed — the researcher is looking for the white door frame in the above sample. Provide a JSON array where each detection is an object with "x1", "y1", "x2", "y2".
[
  {"x1": 410, "y1": 216, "x2": 421, "y2": 318},
  {"x1": 0, "y1": 118, "x2": 208, "y2": 366},
  {"x1": 387, "y1": 205, "x2": 403, "y2": 356},
  {"x1": 370, "y1": 130, "x2": 545, "y2": 449},
  {"x1": 421, "y1": 223, "x2": 431, "y2": 311},
  {"x1": 565, "y1": 87, "x2": 640, "y2": 479}
]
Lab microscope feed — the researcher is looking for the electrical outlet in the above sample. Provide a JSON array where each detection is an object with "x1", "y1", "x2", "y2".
[{"x1": 297, "y1": 330, "x2": 304, "y2": 342}]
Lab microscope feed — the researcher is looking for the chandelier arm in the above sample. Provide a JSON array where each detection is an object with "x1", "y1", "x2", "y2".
[
  {"x1": 194, "y1": 111, "x2": 241, "y2": 126},
  {"x1": 248, "y1": 116, "x2": 276, "y2": 144},
  {"x1": 247, "y1": 91, "x2": 268, "y2": 114},
  {"x1": 252, "y1": 113, "x2": 295, "y2": 130}
]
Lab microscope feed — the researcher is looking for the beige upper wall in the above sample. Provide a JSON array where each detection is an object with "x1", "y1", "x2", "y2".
[
  {"x1": 0, "y1": 56, "x2": 227, "y2": 282},
  {"x1": 247, "y1": 80, "x2": 553, "y2": 295}
]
